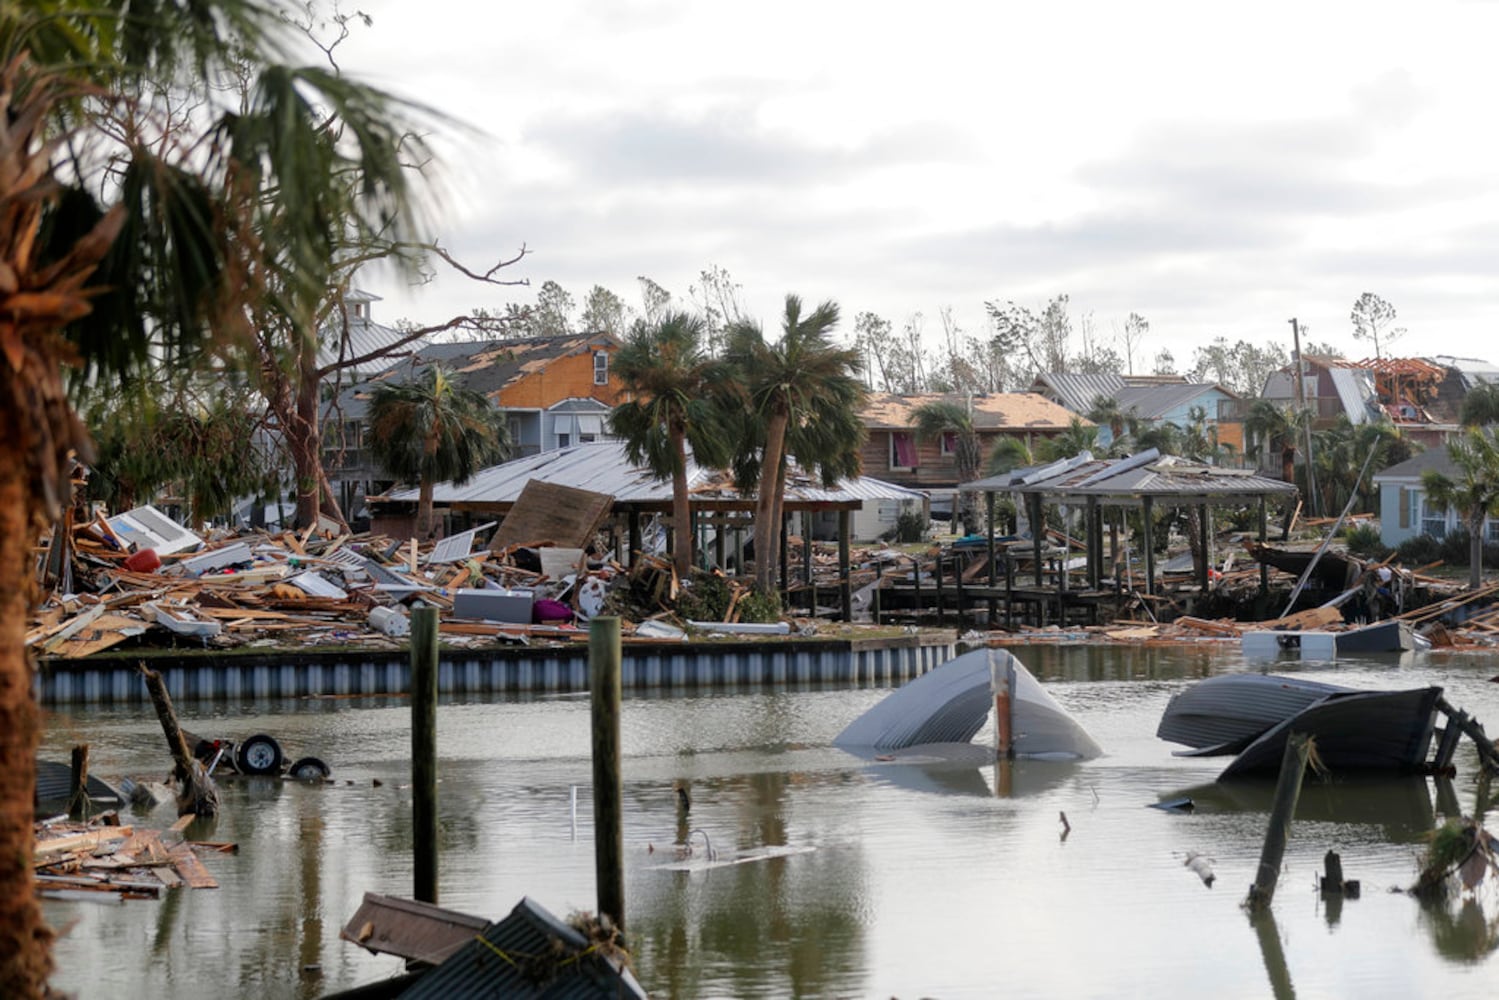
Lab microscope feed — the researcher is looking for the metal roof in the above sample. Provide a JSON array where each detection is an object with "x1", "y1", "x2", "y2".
[
  {"x1": 318, "y1": 316, "x2": 423, "y2": 378},
  {"x1": 1371, "y1": 445, "x2": 1460, "y2": 483},
  {"x1": 1112, "y1": 382, "x2": 1235, "y2": 420},
  {"x1": 397, "y1": 896, "x2": 646, "y2": 999},
  {"x1": 962, "y1": 450, "x2": 1298, "y2": 504},
  {"x1": 1029, "y1": 373, "x2": 1128, "y2": 414},
  {"x1": 376, "y1": 441, "x2": 925, "y2": 510}
]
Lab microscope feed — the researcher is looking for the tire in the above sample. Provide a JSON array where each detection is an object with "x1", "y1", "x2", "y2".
[
  {"x1": 236, "y1": 734, "x2": 284, "y2": 775},
  {"x1": 288, "y1": 756, "x2": 331, "y2": 781}
]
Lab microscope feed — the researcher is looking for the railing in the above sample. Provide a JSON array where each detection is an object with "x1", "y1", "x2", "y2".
[{"x1": 1216, "y1": 396, "x2": 1346, "y2": 423}]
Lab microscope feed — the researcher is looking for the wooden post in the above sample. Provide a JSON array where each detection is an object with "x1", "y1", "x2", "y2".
[
  {"x1": 590, "y1": 616, "x2": 626, "y2": 938},
  {"x1": 838, "y1": 511, "x2": 852, "y2": 622},
  {"x1": 1109, "y1": 511, "x2": 1120, "y2": 591},
  {"x1": 1086, "y1": 498, "x2": 1100, "y2": 590},
  {"x1": 779, "y1": 512, "x2": 790, "y2": 605},
  {"x1": 628, "y1": 511, "x2": 641, "y2": 569},
  {"x1": 1030, "y1": 494, "x2": 1044, "y2": 587},
  {"x1": 912, "y1": 551, "x2": 923, "y2": 625},
  {"x1": 1004, "y1": 548, "x2": 1015, "y2": 629},
  {"x1": 1142, "y1": 495, "x2": 1156, "y2": 597},
  {"x1": 1258, "y1": 496, "x2": 1270, "y2": 594},
  {"x1": 1197, "y1": 500, "x2": 1210, "y2": 591},
  {"x1": 139, "y1": 663, "x2": 217, "y2": 817},
  {"x1": 993, "y1": 654, "x2": 1015, "y2": 759},
  {"x1": 934, "y1": 550, "x2": 946, "y2": 628},
  {"x1": 955, "y1": 554, "x2": 968, "y2": 631},
  {"x1": 411, "y1": 605, "x2": 439, "y2": 904},
  {"x1": 1246, "y1": 733, "x2": 1313, "y2": 911},
  {"x1": 68, "y1": 744, "x2": 90, "y2": 821},
  {"x1": 986, "y1": 492, "x2": 999, "y2": 626},
  {"x1": 803, "y1": 510, "x2": 815, "y2": 616},
  {"x1": 713, "y1": 513, "x2": 726, "y2": 570}
]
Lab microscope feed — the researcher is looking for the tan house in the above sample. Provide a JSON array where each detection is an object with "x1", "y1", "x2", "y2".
[{"x1": 859, "y1": 392, "x2": 1083, "y2": 491}]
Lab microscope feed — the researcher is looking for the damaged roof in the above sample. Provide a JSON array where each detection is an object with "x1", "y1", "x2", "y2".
[
  {"x1": 375, "y1": 441, "x2": 925, "y2": 512},
  {"x1": 861, "y1": 392, "x2": 1081, "y2": 431},
  {"x1": 962, "y1": 449, "x2": 1298, "y2": 504}
]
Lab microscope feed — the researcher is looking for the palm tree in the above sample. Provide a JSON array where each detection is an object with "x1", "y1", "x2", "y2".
[
  {"x1": 1244, "y1": 399, "x2": 1311, "y2": 485},
  {"x1": 1035, "y1": 417, "x2": 1098, "y2": 462},
  {"x1": 608, "y1": 311, "x2": 736, "y2": 579},
  {"x1": 987, "y1": 435, "x2": 1035, "y2": 475},
  {"x1": 367, "y1": 366, "x2": 510, "y2": 539},
  {"x1": 1132, "y1": 420, "x2": 1184, "y2": 457},
  {"x1": 725, "y1": 296, "x2": 867, "y2": 594},
  {"x1": 1460, "y1": 383, "x2": 1499, "y2": 428},
  {"x1": 0, "y1": 7, "x2": 437, "y2": 991},
  {"x1": 1086, "y1": 396, "x2": 1128, "y2": 447},
  {"x1": 911, "y1": 399, "x2": 981, "y2": 534},
  {"x1": 1422, "y1": 428, "x2": 1499, "y2": 589}
]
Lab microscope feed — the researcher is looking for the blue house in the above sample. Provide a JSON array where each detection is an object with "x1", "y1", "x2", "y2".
[
  {"x1": 1029, "y1": 372, "x2": 1240, "y2": 451},
  {"x1": 1370, "y1": 446, "x2": 1499, "y2": 549}
]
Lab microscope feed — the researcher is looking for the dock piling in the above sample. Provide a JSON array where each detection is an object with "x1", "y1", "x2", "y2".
[
  {"x1": 590, "y1": 616, "x2": 626, "y2": 939},
  {"x1": 411, "y1": 605, "x2": 439, "y2": 904}
]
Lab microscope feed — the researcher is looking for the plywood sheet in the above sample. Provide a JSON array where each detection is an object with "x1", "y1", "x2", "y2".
[{"x1": 489, "y1": 481, "x2": 613, "y2": 552}]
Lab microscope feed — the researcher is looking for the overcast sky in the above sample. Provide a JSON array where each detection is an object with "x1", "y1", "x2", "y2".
[{"x1": 334, "y1": 0, "x2": 1499, "y2": 372}]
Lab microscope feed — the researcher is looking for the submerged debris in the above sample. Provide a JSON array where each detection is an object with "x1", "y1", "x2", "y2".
[
  {"x1": 1413, "y1": 819, "x2": 1499, "y2": 899},
  {"x1": 33, "y1": 813, "x2": 230, "y2": 899}
]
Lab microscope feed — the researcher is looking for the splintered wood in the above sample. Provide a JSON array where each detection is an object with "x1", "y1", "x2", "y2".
[{"x1": 33, "y1": 815, "x2": 231, "y2": 898}]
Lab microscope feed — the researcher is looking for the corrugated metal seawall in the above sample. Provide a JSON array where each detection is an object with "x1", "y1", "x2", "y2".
[{"x1": 37, "y1": 637, "x2": 957, "y2": 706}]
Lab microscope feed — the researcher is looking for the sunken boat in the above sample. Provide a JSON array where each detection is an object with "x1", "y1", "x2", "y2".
[
  {"x1": 835, "y1": 646, "x2": 1101, "y2": 760},
  {"x1": 1157, "y1": 672, "x2": 1444, "y2": 780}
]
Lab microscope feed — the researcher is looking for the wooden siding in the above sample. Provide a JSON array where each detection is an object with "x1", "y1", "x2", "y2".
[
  {"x1": 493, "y1": 345, "x2": 620, "y2": 409},
  {"x1": 861, "y1": 429, "x2": 1054, "y2": 488}
]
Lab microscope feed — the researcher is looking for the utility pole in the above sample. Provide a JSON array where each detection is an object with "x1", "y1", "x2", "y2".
[{"x1": 1289, "y1": 318, "x2": 1319, "y2": 517}]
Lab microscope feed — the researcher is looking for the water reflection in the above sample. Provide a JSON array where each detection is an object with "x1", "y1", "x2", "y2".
[
  {"x1": 1250, "y1": 908, "x2": 1297, "y2": 1000},
  {"x1": 36, "y1": 642, "x2": 1499, "y2": 998},
  {"x1": 1420, "y1": 894, "x2": 1499, "y2": 964},
  {"x1": 1159, "y1": 775, "x2": 1440, "y2": 843}
]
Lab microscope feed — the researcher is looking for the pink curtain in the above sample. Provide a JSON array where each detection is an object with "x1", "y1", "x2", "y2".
[{"x1": 892, "y1": 432, "x2": 917, "y2": 468}]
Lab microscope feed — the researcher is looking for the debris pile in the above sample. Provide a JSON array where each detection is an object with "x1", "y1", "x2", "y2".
[{"x1": 33, "y1": 813, "x2": 231, "y2": 900}]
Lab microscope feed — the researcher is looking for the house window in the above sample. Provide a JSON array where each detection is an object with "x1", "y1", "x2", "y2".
[
  {"x1": 1419, "y1": 495, "x2": 1447, "y2": 539},
  {"x1": 889, "y1": 432, "x2": 917, "y2": 470},
  {"x1": 1487, "y1": 518, "x2": 1499, "y2": 545},
  {"x1": 578, "y1": 414, "x2": 604, "y2": 444},
  {"x1": 593, "y1": 351, "x2": 609, "y2": 386},
  {"x1": 939, "y1": 432, "x2": 958, "y2": 457},
  {"x1": 557, "y1": 432, "x2": 571, "y2": 449}
]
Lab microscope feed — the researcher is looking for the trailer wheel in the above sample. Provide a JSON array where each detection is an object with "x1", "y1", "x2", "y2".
[
  {"x1": 236, "y1": 734, "x2": 284, "y2": 775},
  {"x1": 288, "y1": 757, "x2": 331, "y2": 781}
]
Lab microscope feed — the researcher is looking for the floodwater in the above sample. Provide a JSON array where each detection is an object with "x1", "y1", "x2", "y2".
[{"x1": 36, "y1": 642, "x2": 1499, "y2": 999}]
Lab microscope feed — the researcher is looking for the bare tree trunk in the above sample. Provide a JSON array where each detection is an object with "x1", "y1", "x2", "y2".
[
  {"x1": 0, "y1": 423, "x2": 52, "y2": 997},
  {"x1": 290, "y1": 344, "x2": 324, "y2": 529},
  {"x1": 754, "y1": 409, "x2": 790, "y2": 592},
  {"x1": 1471, "y1": 514, "x2": 1485, "y2": 590},
  {"x1": 317, "y1": 466, "x2": 349, "y2": 532},
  {"x1": 670, "y1": 428, "x2": 692, "y2": 580},
  {"x1": 417, "y1": 479, "x2": 436, "y2": 540}
]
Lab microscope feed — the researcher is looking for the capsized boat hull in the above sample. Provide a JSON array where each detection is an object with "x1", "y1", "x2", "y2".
[
  {"x1": 1156, "y1": 673, "x2": 1349, "y2": 754},
  {"x1": 835, "y1": 647, "x2": 1101, "y2": 760},
  {"x1": 1217, "y1": 685, "x2": 1442, "y2": 780}
]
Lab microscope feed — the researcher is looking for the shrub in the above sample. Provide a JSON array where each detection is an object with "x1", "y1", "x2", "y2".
[
  {"x1": 1434, "y1": 527, "x2": 1499, "y2": 569},
  {"x1": 1394, "y1": 533, "x2": 1442, "y2": 566},
  {"x1": 1343, "y1": 524, "x2": 1388, "y2": 560},
  {"x1": 884, "y1": 508, "x2": 929, "y2": 544}
]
